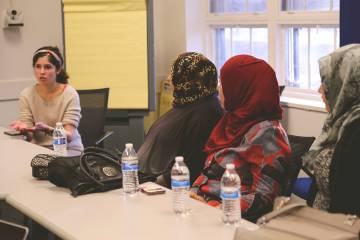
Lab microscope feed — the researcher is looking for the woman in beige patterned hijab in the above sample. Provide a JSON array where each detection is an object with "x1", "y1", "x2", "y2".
[{"x1": 138, "y1": 52, "x2": 223, "y2": 187}]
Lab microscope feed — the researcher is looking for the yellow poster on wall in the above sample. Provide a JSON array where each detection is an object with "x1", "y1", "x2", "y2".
[{"x1": 63, "y1": 0, "x2": 148, "y2": 109}]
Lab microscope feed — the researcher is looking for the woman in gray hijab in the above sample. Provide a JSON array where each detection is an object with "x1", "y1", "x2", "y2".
[{"x1": 303, "y1": 44, "x2": 360, "y2": 216}]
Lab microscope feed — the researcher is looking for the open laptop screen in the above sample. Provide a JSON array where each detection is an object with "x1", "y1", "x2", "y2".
[{"x1": 0, "y1": 220, "x2": 28, "y2": 240}]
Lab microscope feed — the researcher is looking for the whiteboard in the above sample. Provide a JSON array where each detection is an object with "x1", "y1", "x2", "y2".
[{"x1": 63, "y1": 0, "x2": 148, "y2": 109}]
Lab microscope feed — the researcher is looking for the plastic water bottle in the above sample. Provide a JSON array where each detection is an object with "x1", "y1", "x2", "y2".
[
  {"x1": 52, "y1": 122, "x2": 67, "y2": 156},
  {"x1": 221, "y1": 163, "x2": 241, "y2": 225},
  {"x1": 171, "y1": 156, "x2": 190, "y2": 214},
  {"x1": 121, "y1": 143, "x2": 139, "y2": 194}
]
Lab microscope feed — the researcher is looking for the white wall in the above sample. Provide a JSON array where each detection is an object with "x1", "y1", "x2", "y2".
[
  {"x1": 185, "y1": 0, "x2": 207, "y2": 54},
  {"x1": 153, "y1": 0, "x2": 186, "y2": 90},
  {"x1": 281, "y1": 106, "x2": 327, "y2": 137},
  {"x1": 0, "y1": 0, "x2": 63, "y2": 126}
]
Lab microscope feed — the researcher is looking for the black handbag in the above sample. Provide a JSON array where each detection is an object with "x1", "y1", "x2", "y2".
[{"x1": 48, "y1": 147, "x2": 155, "y2": 197}]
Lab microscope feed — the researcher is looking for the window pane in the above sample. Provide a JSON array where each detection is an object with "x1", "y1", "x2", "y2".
[
  {"x1": 282, "y1": 0, "x2": 338, "y2": 11},
  {"x1": 282, "y1": 0, "x2": 305, "y2": 11},
  {"x1": 214, "y1": 29, "x2": 227, "y2": 69},
  {"x1": 232, "y1": 28, "x2": 251, "y2": 55},
  {"x1": 332, "y1": 0, "x2": 339, "y2": 10},
  {"x1": 210, "y1": 0, "x2": 246, "y2": 13},
  {"x1": 285, "y1": 27, "x2": 339, "y2": 90},
  {"x1": 210, "y1": 0, "x2": 224, "y2": 13},
  {"x1": 214, "y1": 27, "x2": 268, "y2": 69},
  {"x1": 214, "y1": 28, "x2": 233, "y2": 68},
  {"x1": 285, "y1": 28, "x2": 309, "y2": 88},
  {"x1": 307, "y1": 0, "x2": 330, "y2": 11},
  {"x1": 224, "y1": 28, "x2": 232, "y2": 65},
  {"x1": 252, "y1": 28, "x2": 268, "y2": 61},
  {"x1": 297, "y1": 28, "x2": 309, "y2": 89},
  {"x1": 309, "y1": 28, "x2": 335, "y2": 90},
  {"x1": 248, "y1": 0, "x2": 267, "y2": 12}
]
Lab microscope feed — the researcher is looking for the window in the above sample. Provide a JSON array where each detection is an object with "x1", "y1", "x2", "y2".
[
  {"x1": 285, "y1": 26, "x2": 339, "y2": 90},
  {"x1": 214, "y1": 27, "x2": 268, "y2": 68},
  {"x1": 210, "y1": 0, "x2": 267, "y2": 13},
  {"x1": 282, "y1": 0, "x2": 339, "y2": 11},
  {"x1": 202, "y1": 0, "x2": 339, "y2": 99}
]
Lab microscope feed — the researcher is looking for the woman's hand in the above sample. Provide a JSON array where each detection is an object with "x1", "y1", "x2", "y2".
[
  {"x1": 189, "y1": 191, "x2": 222, "y2": 209},
  {"x1": 189, "y1": 191, "x2": 207, "y2": 203},
  {"x1": 10, "y1": 121, "x2": 34, "y2": 141},
  {"x1": 10, "y1": 121, "x2": 30, "y2": 131},
  {"x1": 34, "y1": 122, "x2": 53, "y2": 134}
]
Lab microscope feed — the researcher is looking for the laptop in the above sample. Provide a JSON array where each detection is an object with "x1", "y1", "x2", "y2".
[{"x1": 0, "y1": 219, "x2": 29, "y2": 240}]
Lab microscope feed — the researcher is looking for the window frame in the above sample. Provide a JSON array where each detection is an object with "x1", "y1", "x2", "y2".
[{"x1": 200, "y1": 0, "x2": 339, "y2": 108}]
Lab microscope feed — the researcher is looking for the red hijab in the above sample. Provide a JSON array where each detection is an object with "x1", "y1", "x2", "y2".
[{"x1": 204, "y1": 55, "x2": 282, "y2": 154}]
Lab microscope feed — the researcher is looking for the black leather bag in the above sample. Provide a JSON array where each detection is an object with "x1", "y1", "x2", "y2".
[
  {"x1": 48, "y1": 147, "x2": 122, "y2": 197},
  {"x1": 48, "y1": 147, "x2": 155, "y2": 197}
]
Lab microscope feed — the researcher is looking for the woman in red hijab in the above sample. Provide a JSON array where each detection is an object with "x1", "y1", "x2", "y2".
[{"x1": 191, "y1": 55, "x2": 292, "y2": 222}]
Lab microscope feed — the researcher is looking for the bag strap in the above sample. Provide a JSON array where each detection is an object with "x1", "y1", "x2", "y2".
[
  {"x1": 257, "y1": 200, "x2": 307, "y2": 226},
  {"x1": 84, "y1": 147, "x2": 119, "y2": 160},
  {"x1": 79, "y1": 151, "x2": 121, "y2": 190}
]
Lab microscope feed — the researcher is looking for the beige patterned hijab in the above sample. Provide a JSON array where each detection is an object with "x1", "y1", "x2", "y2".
[{"x1": 170, "y1": 52, "x2": 218, "y2": 107}]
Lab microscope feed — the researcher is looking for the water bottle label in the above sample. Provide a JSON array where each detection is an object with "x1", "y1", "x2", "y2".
[
  {"x1": 221, "y1": 191, "x2": 240, "y2": 199},
  {"x1": 53, "y1": 138, "x2": 66, "y2": 145},
  {"x1": 121, "y1": 163, "x2": 139, "y2": 171},
  {"x1": 171, "y1": 179, "x2": 190, "y2": 188}
]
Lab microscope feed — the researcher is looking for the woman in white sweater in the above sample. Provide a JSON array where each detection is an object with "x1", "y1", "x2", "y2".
[{"x1": 10, "y1": 46, "x2": 83, "y2": 152}]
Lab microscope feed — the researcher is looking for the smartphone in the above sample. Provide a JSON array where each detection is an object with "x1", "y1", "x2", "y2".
[
  {"x1": 3, "y1": 130, "x2": 22, "y2": 136},
  {"x1": 140, "y1": 186, "x2": 166, "y2": 195}
]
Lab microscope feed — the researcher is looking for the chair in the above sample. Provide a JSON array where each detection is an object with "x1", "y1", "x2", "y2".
[
  {"x1": 77, "y1": 88, "x2": 112, "y2": 148},
  {"x1": 279, "y1": 85, "x2": 285, "y2": 95},
  {"x1": 283, "y1": 135, "x2": 315, "y2": 196},
  {"x1": 0, "y1": 220, "x2": 28, "y2": 240}
]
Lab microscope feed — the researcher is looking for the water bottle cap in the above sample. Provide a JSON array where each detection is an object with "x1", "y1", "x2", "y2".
[
  {"x1": 175, "y1": 156, "x2": 184, "y2": 162},
  {"x1": 226, "y1": 163, "x2": 235, "y2": 169},
  {"x1": 125, "y1": 143, "x2": 133, "y2": 148}
]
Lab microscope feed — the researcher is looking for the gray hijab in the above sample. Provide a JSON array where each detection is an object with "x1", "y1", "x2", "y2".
[{"x1": 304, "y1": 44, "x2": 360, "y2": 168}]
